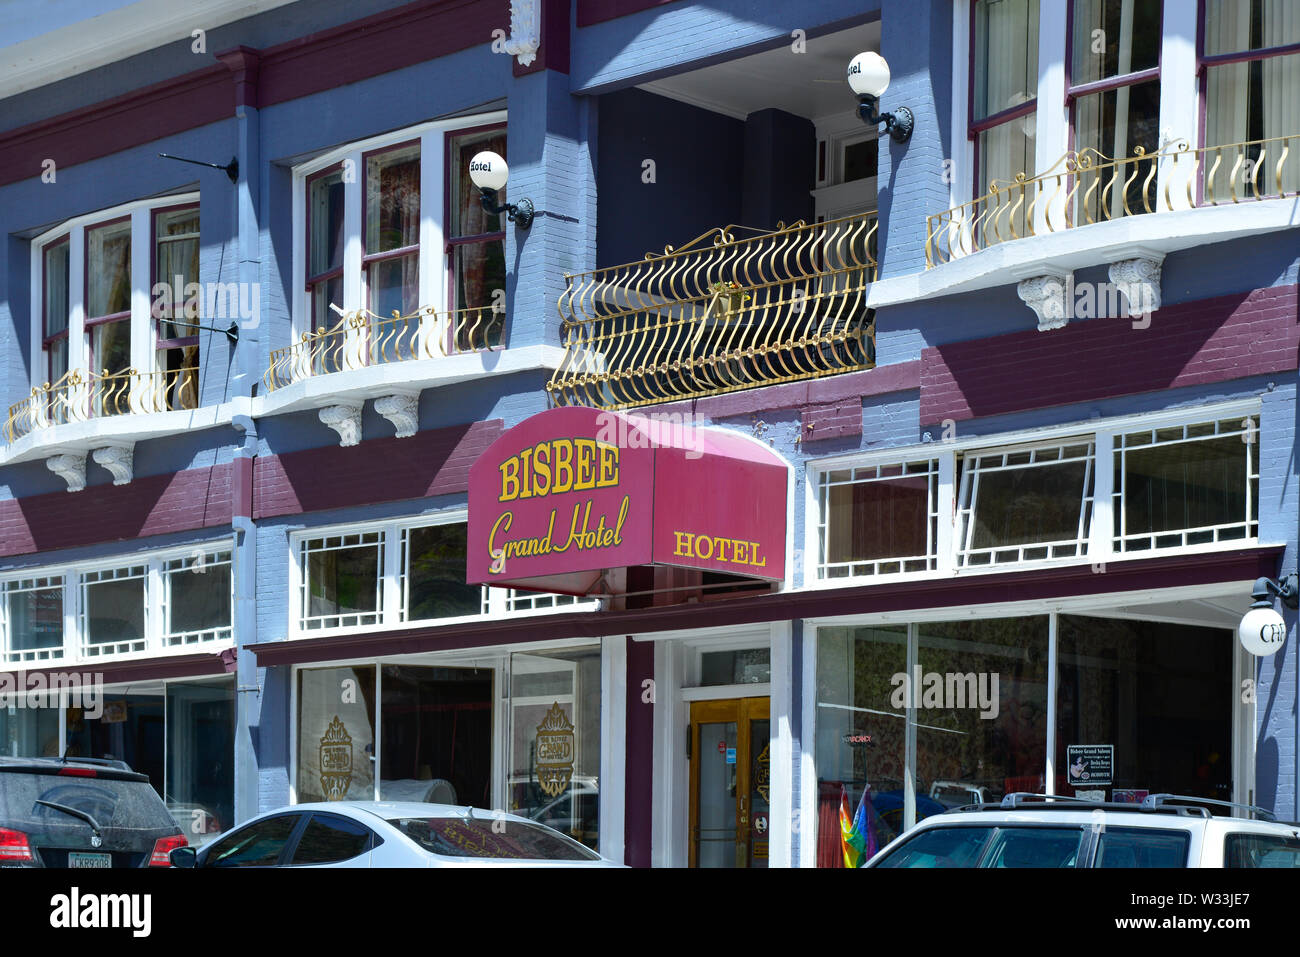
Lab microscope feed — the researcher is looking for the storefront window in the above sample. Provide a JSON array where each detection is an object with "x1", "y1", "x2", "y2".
[
  {"x1": 297, "y1": 666, "x2": 376, "y2": 802},
  {"x1": 914, "y1": 617, "x2": 1049, "y2": 815},
  {"x1": 379, "y1": 665, "x2": 493, "y2": 807},
  {"x1": 66, "y1": 694, "x2": 165, "y2": 794},
  {"x1": 700, "y1": 648, "x2": 770, "y2": 686},
  {"x1": 819, "y1": 460, "x2": 938, "y2": 578},
  {"x1": 815, "y1": 625, "x2": 908, "y2": 866},
  {"x1": 1056, "y1": 615, "x2": 1232, "y2": 800},
  {"x1": 166, "y1": 679, "x2": 234, "y2": 845},
  {"x1": 0, "y1": 701, "x2": 60, "y2": 757},
  {"x1": 508, "y1": 647, "x2": 601, "y2": 851}
]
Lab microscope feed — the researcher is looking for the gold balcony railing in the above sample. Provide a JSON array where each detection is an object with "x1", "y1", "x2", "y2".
[
  {"x1": 263, "y1": 304, "x2": 504, "y2": 392},
  {"x1": 926, "y1": 133, "x2": 1300, "y2": 267},
  {"x1": 5, "y1": 366, "x2": 199, "y2": 442},
  {"x1": 546, "y1": 213, "x2": 878, "y2": 410}
]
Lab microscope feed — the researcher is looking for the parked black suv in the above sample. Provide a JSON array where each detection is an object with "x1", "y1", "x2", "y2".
[{"x1": 0, "y1": 756, "x2": 187, "y2": 867}]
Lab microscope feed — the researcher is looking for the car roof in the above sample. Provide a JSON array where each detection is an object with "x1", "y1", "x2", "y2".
[{"x1": 278, "y1": 801, "x2": 540, "y2": 825}]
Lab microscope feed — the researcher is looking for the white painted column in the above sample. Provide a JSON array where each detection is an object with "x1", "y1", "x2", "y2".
[
  {"x1": 1046, "y1": 611, "x2": 1058, "y2": 794},
  {"x1": 1157, "y1": 0, "x2": 1200, "y2": 210},
  {"x1": 769, "y1": 620, "x2": 793, "y2": 867},
  {"x1": 1089, "y1": 429, "x2": 1116, "y2": 566},
  {"x1": 600, "y1": 634, "x2": 627, "y2": 864},
  {"x1": 799, "y1": 624, "x2": 817, "y2": 868},
  {"x1": 67, "y1": 226, "x2": 87, "y2": 375},
  {"x1": 1036, "y1": 0, "x2": 1071, "y2": 233},
  {"x1": 342, "y1": 150, "x2": 365, "y2": 367},
  {"x1": 419, "y1": 131, "x2": 446, "y2": 356},
  {"x1": 937, "y1": 450, "x2": 957, "y2": 573},
  {"x1": 130, "y1": 209, "x2": 152, "y2": 377}
]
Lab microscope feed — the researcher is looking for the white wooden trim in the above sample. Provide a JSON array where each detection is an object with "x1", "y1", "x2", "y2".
[
  {"x1": 799, "y1": 623, "x2": 817, "y2": 868},
  {"x1": 1046, "y1": 611, "x2": 1058, "y2": 794},
  {"x1": 679, "y1": 683, "x2": 772, "y2": 701},
  {"x1": 1036, "y1": 0, "x2": 1070, "y2": 231},
  {"x1": 769, "y1": 619, "x2": 792, "y2": 867},
  {"x1": 601, "y1": 634, "x2": 627, "y2": 864}
]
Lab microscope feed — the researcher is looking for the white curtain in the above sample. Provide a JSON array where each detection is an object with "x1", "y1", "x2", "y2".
[{"x1": 1261, "y1": 0, "x2": 1300, "y2": 192}]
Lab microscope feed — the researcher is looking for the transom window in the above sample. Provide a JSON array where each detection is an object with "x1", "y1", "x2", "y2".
[
  {"x1": 818, "y1": 459, "x2": 940, "y2": 578},
  {"x1": 958, "y1": 440, "x2": 1095, "y2": 567},
  {"x1": 0, "y1": 545, "x2": 232, "y2": 666}
]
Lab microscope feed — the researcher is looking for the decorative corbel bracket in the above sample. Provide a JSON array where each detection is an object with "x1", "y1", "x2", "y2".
[
  {"x1": 1014, "y1": 268, "x2": 1073, "y2": 331},
  {"x1": 373, "y1": 392, "x2": 420, "y2": 439},
  {"x1": 319, "y1": 403, "x2": 363, "y2": 447},
  {"x1": 92, "y1": 443, "x2": 135, "y2": 486},
  {"x1": 1108, "y1": 249, "x2": 1164, "y2": 319},
  {"x1": 46, "y1": 452, "x2": 87, "y2": 493},
  {"x1": 504, "y1": 0, "x2": 540, "y2": 66}
]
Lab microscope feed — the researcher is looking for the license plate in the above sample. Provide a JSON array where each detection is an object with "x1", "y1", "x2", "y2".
[{"x1": 68, "y1": 852, "x2": 111, "y2": 868}]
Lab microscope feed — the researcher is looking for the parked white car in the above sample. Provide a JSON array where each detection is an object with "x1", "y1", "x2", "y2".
[
  {"x1": 866, "y1": 793, "x2": 1300, "y2": 868},
  {"x1": 168, "y1": 801, "x2": 623, "y2": 868}
]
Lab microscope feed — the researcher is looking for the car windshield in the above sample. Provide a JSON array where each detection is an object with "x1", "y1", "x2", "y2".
[{"x1": 389, "y1": 816, "x2": 601, "y2": 861}]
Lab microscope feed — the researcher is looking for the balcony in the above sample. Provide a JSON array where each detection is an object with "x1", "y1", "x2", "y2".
[
  {"x1": 546, "y1": 213, "x2": 878, "y2": 411},
  {"x1": 263, "y1": 304, "x2": 504, "y2": 392},
  {"x1": 6, "y1": 366, "x2": 198, "y2": 443},
  {"x1": 926, "y1": 134, "x2": 1300, "y2": 267}
]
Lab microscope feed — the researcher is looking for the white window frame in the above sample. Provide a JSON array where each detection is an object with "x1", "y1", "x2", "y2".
[
  {"x1": 0, "y1": 574, "x2": 68, "y2": 667},
  {"x1": 290, "y1": 111, "x2": 507, "y2": 351},
  {"x1": 160, "y1": 547, "x2": 234, "y2": 648},
  {"x1": 0, "y1": 541, "x2": 234, "y2": 667},
  {"x1": 817, "y1": 457, "x2": 941, "y2": 580},
  {"x1": 805, "y1": 398, "x2": 1264, "y2": 586},
  {"x1": 28, "y1": 193, "x2": 202, "y2": 398}
]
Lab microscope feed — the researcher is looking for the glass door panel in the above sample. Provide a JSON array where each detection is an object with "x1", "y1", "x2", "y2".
[{"x1": 689, "y1": 697, "x2": 770, "y2": 868}]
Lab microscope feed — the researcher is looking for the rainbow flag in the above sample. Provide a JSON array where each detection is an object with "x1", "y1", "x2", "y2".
[{"x1": 839, "y1": 784, "x2": 878, "y2": 868}]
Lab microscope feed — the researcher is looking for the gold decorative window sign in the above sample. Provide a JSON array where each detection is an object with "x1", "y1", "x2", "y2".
[
  {"x1": 319, "y1": 715, "x2": 354, "y2": 801},
  {"x1": 535, "y1": 701, "x2": 575, "y2": 798}
]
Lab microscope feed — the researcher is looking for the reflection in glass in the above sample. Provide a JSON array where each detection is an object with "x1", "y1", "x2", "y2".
[
  {"x1": 166, "y1": 679, "x2": 234, "y2": 845},
  {"x1": 296, "y1": 666, "x2": 375, "y2": 803}
]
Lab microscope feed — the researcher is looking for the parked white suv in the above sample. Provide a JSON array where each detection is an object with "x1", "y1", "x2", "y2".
[{"x1": 866, "y1": 793, "x2": 1300, "y2": 868}]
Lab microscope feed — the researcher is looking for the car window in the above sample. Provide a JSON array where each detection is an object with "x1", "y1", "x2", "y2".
[
  {"x1": 290, "y1": 814, "x2": 372, "y2": 866},
  {"x1": 0, "y1": 771, "x2": 172, "y2": 831},
  {"x1": 205, "y1": 814, "x2": 299, "y2": 867},
  {"x1": 389, "y1": 816, "x2": 601, "y2": 861},
  {"x1": 982, "y1": 827, "x2": 1086, "y2": 868},
  {"x1": 1225, "y1": 833, "x2": 1300, "y2": 868},
  {"x1": 1094, "y1": 827, "x2": 1189, "y2": 867},
  {"x1": 873, "y1": 826, "x2": 994, "y2": 868}
]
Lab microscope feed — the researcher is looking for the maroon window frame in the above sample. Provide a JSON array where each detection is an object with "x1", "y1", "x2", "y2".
[
  {"x1": 83, "y1": 215, "x2": 133, "y2": 376},
  {"x1": 444, "y1": 123, "x2": 507, "y2": 354},
  {"x1": 361, "y1": 139, "x2": 422, "y2": 319},
  {"x1": 41, "y1": 235, "x2": 70, "y2": 386},
  {"x1": 151, "y1": 202, "x2": 201, "y2": 353},
  {"x1": 968, "y1": 0, "x2": 1040, "y2": 202},
  {"x1": 1195, "y1": 0, "x2": 1300, "y2": 201},
  {"x1": 305, "y1": 161, "x2": 346, "y2": 331}
]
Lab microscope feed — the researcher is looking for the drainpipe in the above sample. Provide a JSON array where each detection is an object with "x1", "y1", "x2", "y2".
[
  {"x1": 231, "y1": 413, "x2": 258, "y2": 826},
  {"x1": 218, "y1": 45, "x2": 262, "y2": 826}
]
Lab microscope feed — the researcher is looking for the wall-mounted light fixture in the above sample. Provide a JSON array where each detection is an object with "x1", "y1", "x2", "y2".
[
  {"x1": 846, "y1": 52, "x2": 914, "y2": 143},
  {"x1": 468, "y1": 151, "x2": 534, "y2": 229},
  {"x1": 1238, "y1": 574, "x2": 1297, "y2": 656}
]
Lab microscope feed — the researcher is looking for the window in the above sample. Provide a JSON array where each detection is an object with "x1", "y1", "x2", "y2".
[
  {"x1": 1202, "y1": 0, "x2": 1300, "y2": 197},
  {"x1": 1226, "y1": 832, "x2": 1300, "y2": 867},
  {"x1": 1094, "y1": 827, "x2": 1190, "y2": 867},
  {"x1": 296, "y1": 666, "x2": 376, "y2": 803},
  {"x1": 971, "y1": 0, "x2": 1039, "y2": 231},
  {"x1": 873, "y1": 825, "x2": 993, "y2": 868},
  {"x1": 205, "y1": 814, "x2": 300, "y2": 867},
  {"x1": 0, "y1": 545, "x2": 233, "y2": 666},
  {"x1": 819, "y1": 459, "x2": 939, "y2": 578},
  {"x1": 300, "y1": 532, "x2": 384, "y2": 630},
  {"x1": 364, "y1": 143, "x2": 421, "y2": 320},
  {"x1": 1, "y1": 576, "x2": 64, "y2": 665},
  {"x1": 85, "y1": 218, "x2": 133, "y2": 411},
  {"x1": 958, "y1": 440, "x2": 1094, "y2": 566},
  {"x1": 166, "y1": 679, "x2": 236, "y2": 845},
  {"x1": 162, "y1": 550, "x2": 232, "y2": 646},
  {"x1": 1113, "y1": 417, "x2": 1258, "y2": 551},
  {"x1": 290, "y1": 814, "x2": 373, "y2": 865},
  {"x1": 152, "y1": 205, "x2": 200, "y2": 412},
  {"x1": 80, "y1": 564, "x2": 147, "y2": 657},
  {"x1": 306, "y1": 164, "x2": 345, "y2": 334},
  {"x1": 700, "y1": 648, "x2": 771, "y2": 686},
  {"x1": 387, "y1": 815, "x2": 600, "y2": 861},
  {"x1": 1068, "y1": 0, "x2": 1162, "y2": 221},
  {"x1": 294, "y1": 519, "x2": 491, "y2": 633},
  {"x1": 447, "y1": 125, "x2": 506, "y2": 349},
  {"x1": 42, "y1": 239, "x2": 70, "y2": 387}
]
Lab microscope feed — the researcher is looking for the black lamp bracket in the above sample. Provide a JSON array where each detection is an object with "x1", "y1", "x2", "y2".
[
  {"x1": 158, "y1": 153, "x2": 239, "y2": 183},
  {"x1": 857, "y1": 95, "x2": 914, "y2": 143},
  {"x1": 1252, "y1": 574, "x2": 1299, "y2": 610},
  {"x1": 167, "y1": 319, "x2": 240, "y2": 345},
  {"x1": 478, "y1": 188, "x2": 534, "y2": 229}
]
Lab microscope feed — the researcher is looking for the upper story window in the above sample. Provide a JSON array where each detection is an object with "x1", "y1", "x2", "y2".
[
  {"x1": 1202, "y1": 0, "x2": 1300, "y2": 195},
  {"x1": 27, "y1": 194, "x2": 202, "y2": 423},
  {"x1": 1067, "y1": 0, "x2": 1163, "y2": 219},
  {"x1": 287, "y1": 114, "x2": 507, "y2": 378},
  {"x1": 811, "y1": 409, "x2": 1261, "y2": 582},
  {"x1": 0, "y1": 543, "x2": 232, "y2": 667},
  {"x1": 971, "y1": 0, "x2": 1039, "y2": 226}
]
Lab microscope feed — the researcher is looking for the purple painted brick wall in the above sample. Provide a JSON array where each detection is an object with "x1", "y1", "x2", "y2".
[
  {"x1": 920, "y1": 284, "x2": 1300, "y2": 425},
  {"x1": 252, "y1": 419, "x2": 503, "y2": 519},
  {"x1": 0, "y1": 463, "x2": 234, "y2": 557}
]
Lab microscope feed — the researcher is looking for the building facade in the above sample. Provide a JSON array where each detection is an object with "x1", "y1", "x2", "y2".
[{"x1": 0, "y1": 0, "x2": 1297, "y2": 867}]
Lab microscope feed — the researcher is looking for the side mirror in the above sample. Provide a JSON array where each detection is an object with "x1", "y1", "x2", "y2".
[{"x1": 169, "y1": 845, "x2": 198, "y2": 869}]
